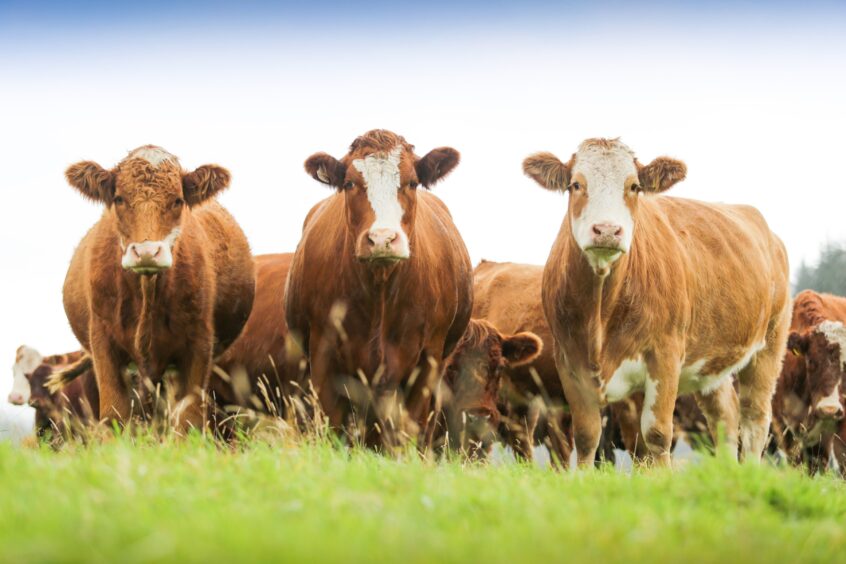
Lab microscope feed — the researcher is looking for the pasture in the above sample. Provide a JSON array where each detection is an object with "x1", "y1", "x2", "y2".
[{"x1": 2, "y1": 433, "x2": 846, "y2": 564}]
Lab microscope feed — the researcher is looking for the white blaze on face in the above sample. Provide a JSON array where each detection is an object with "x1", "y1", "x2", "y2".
[
  {"x1": 814, "y1": 320, "x2": 846, "y2": 413},
  {"x1": 10, "y1": 346, "x2": 42, "y2": 404},
  {"x1": 570, "y1": 140, "x2": 638, "y2": 264},
  {"x1": 352, "y1": 146, "x2": 410, "y2": 258}
]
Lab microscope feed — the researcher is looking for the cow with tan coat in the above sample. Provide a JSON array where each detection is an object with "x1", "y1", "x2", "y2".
[
  {"x1": 63, "y1": 146, "x2": 255, "y2": 431},
  {"x1": 523, "y1": 138, "x2": 791, "y2": 466}
]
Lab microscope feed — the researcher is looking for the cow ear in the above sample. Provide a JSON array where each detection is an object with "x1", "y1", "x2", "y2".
[
  {"x1": 502, "y1": 332, "x2": 543, "y2": 367},
  {"x1": 638, "y1": 157, "x2": 686, "y2": 193},
  {"x1": 788, "y1": 331, "x2": 809, "y2": 357},
  {"x1": 182, "y1": 165, "x2": 231, "y2": 206},
  {"x1": 522, "y1": 152, "x2": 570, "y2": 191},
  {"x1": 416, "y1": 147, "x2": 460, "y2": 188},
  {"x1": 65, "y1": 161, "x2": 115, "y2": 204},
  {"x1": 305, "y1": 152, "x2": 347, "y2": 188}
]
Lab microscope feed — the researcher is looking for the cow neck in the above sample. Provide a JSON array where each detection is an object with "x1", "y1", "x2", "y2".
[{"x1": 134, "y1": 273, "x2": 160, "y2": 374}]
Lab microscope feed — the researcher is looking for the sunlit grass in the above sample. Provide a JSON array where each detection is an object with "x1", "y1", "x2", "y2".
[{"x1": 1, "y1": 432, "x2": 846, "y2": 564}]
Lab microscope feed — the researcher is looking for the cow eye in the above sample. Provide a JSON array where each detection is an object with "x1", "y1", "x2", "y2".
[
  {"x1": 570, "y1": 182, "x2": 582, "y2": 192},
  {"x1": 409, "y1": 181, "x2": 419, "y2": 189},
  {"x1": 113, "y1": 195, "x2": 125, "y2": 205},
  {"x1": 173, "y1": 198, "x2": 184, "y2": 208},
  {"x1": 630, "y1": 184, "x2": 641, "y2": 193},
  {"x1": 343, "y1": 181, "x2": 354, "y2": 190}
]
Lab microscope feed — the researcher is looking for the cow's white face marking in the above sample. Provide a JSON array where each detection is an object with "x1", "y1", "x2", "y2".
[
  {"x1": 817, "y1": 320, "x2": 846, "y2": 369},
  {"x1": 9, "y1": 346, "x2": 42, "y2": 405},
  {"x1": 120, "y1": 227, "x2": 181, "y2": 270},
  {"x1": 352, "y1": 146, "x2": 410, "y2": 258},
  {"x1": 127, "y1": 146, "x2": 178, "y2": 168},
  {"x1": 570, "y1": 140, "x2": 637, "y2": 269}
]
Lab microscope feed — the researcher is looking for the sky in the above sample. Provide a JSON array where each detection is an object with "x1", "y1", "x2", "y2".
[{"x1": 1, "y1": 0, "x2": 845, "y2": 432}]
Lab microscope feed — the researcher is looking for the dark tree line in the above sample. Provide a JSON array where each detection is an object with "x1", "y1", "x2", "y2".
[{"x1": 794, "y1": 241, "x2": 846, "y2": 296}]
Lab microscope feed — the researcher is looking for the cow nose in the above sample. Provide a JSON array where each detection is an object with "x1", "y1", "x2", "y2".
[
  {"x1": 130, "y1": 242, "x2": 164, "y2": 260},
  {"x1": 7, "y1": 392, "x2": 24, "y2": 405},
  {"x1": 123, "y1": 240, "x2": 172, "y2": 272},
  {"x1": 368, "y1": 229, "x2": 399, "y2": 250},
  {"x1": 592, "y1": 223, "x2": 624, "y2": 240},
  {"x1": 816, "y1": 404, "x2": 845, "y2": 421}
]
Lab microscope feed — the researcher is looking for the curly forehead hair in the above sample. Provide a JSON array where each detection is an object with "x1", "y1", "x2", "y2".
[{"x1": 349, "y1": 129, "x2": 416, "y2": 155}]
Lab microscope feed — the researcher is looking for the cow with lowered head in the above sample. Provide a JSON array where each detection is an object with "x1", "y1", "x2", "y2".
[
  {"x1": 63, "y1": 146, "x2": 255, "y2": 431},
  {"x1": 524, "y1": 138, "x2": 791, "y2": 466},
  {"x1": 773, "y1": 290, "x2": 846, "y2": 472},
  {"x1": 286, "y1": 130, "x2": 473, "y2": 448}
]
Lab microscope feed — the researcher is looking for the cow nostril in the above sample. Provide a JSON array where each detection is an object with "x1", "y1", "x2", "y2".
[
  {"x1": 614, "y1": 226, "x2": 623, "y2": 236},
  {"x1": 153, "y1": 246, "x2": 162, "y2": 258},
  {"x1": 592, "y1": 225, "x2": 602, "y2": 236},
  {"x1": 131, "y1": 245, "x2": 141, "y2": 259}
]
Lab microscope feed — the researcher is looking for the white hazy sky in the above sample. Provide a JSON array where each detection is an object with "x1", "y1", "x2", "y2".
[{"x1": 1, "y1": 2, "x2": 845, "y2": 428}]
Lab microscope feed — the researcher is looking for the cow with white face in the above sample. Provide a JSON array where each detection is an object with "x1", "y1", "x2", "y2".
[
  {"x1": 8, "y1": 346, "x2": 43, "y2": 406},
  {"x1": 287, "y1": 129, "x2": 473, "y2": 448},
  {"x1": 524, "y1": 138, "x2": 791, "y2": 466}
]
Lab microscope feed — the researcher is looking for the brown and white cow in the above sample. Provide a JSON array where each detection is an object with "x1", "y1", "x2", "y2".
[
  {"x1": 212, "y1": 253, "x2": 302, "y2": 417},
  {"x1": 523, "y1": 138, "x2": 791, "y2": 466},
  {"x1": 286, "y1": 129, "x2": 473, "y2": 447},
  {"x1": 9, "y1": 346, "x2": 85, "y2": 406},
  {"x1": 773, "y1": 290, "x2": 846, "y2": 472},
  {"x1": 62, "y1": 146, "x2": 255, "y2": 431}
]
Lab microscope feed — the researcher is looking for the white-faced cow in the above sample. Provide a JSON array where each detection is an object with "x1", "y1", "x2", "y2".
[
  {"x1": 286, "y1": 129, "x2": 473, "y2": 447},
  {"x1": 9, "y1": 346, "x2": 84, "y2": 406},
  {"x1": 523, "y1": 138, "x2": 791, "y2": 466},
  {"x1": 62, "y1": 146, "x2": 255, "y2": 431}
]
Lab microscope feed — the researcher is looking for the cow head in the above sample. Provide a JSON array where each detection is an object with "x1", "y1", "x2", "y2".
[
  {"x1": 443, "y1": 319, "x2": 543, "y2": 455},
  {"x1": 66, "y1": 146, "x2": 230, "y2": 274},
  {"x1": 304, "y1": 130, "x2": 459, "y2": 264},
  {"x1": 8, "y1": 345, "x2": 41, "y2": 406},
  {"x1": 788, "y1": 321, "x2": 846, "y2": 426},
  {"x1": 24, "y1": 364, "x2": 56, "y2": 412},
  {"x1": 523, "y1": 139, "x2": 686, "y2": 273}
]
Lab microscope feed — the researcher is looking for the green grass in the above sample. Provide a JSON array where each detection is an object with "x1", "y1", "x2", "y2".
[{"x1": 2, "y1": 436, "x2": 846, "y2": 564}]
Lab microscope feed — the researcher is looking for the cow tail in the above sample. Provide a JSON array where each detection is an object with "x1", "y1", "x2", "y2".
[{"x1": 45, "y1": 354, "x2": 93, "y2": 393}]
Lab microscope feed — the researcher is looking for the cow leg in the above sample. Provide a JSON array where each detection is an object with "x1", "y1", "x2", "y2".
[
  {"x1": 738, "y1": 317, "x2": 789, "y2": 462},
  {"x1": 175, "y1": 342, "x2": 212, "y2": 433},
  {"x1": 90, "y1": 325, "x2": 131, "y2": 426},
  {"x1": 557, "y1": 356, "x2": 601, "y2": 467},
  {"x1": 641, "y1": 353, "x2": 681, "y2": 467},
  {"x1": 694, "y1": 379, "x2": 740, "y2": 458},
  {"x1": 546, "y1": 411, "x2": 573, "y2": 469}
]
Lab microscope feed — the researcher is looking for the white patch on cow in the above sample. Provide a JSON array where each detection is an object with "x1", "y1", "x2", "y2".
[
  {"x1": 816, "y1": 320, "x2": 846, "y2": 370},
  {"x1": 9, "y1": 345, "x2": 42, "y2": 405},
  {"x1": 120, "y1": 227, "x2": 181, "y2": 270},
  {"x1": 604, "y1": 357, "x2": 648, "y2": 402},
  {"x1": 679, "y1": 341, "x2": 766, "y2": 395},
  {"x1": 570, "y1": 140, "x2": 637, "y2": 267},
  {"x1": 816, "y1": 381, "x2": 842, "y2": 414},
  {"x1": 352, "y1": 146, "x2": 410, "y2": 258},
  {"x1": 126, "y1": 146, "x2": 178, "y2": 168},
  {"x1": 640, "y1": 375, "x2": 659, "y2": 441}
]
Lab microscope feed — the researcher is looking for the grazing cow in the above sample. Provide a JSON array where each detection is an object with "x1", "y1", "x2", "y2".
[
  {"x1": 772, "y1": 290, "x2": 846, "y2": 472},
  {"x1": 212, "y1": 253, "x2": 301, "y2": 417},
  {"x1": 62, "y1": 146, "x2": 255, "y2": 431},
  {"x1": 9, "y1": 346, "x2": 84, "y2": 406},
  {"x1": 471, "y1": 260, "x2": 573, "y2": 464},
  {"x1": 286, "y1": 129, "x2": 473, "y2": 447},
  {"x1": 523, "y1": 138, "x2": 791, "y2": 466},
  {"x1": 438, "y1": 318, "x2": 543, "y2": 457},
  {"x1": 26, "y1": 361, "x2": 99, "y2": 436}
]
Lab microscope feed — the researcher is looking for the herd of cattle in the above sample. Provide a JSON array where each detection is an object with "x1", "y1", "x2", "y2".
[{"x1": 7, "y1": 131, "x2": 846, "y2": 474}]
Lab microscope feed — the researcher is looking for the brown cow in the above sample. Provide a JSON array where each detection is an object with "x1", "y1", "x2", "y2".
[
  {"x1": 26, "y1": 361, "x2": 99, "y2": 437},
  {"x1": 212, "y1": 253, "x2": 302, "y2": 418},
  {"x1": 524, "y1": 138, "x2": 791, "y2": 466},
  {"x1": 9, "y1": 346, "x2": 84, "y2": 406},
  {"x1": 438, "y1": 318, "x2": 543, "y2": 457},
  {"x1": 63, "y1": 145, "x2": 255, "y2": 431},
  {"x1": 772, "y1": 290, "x2": 846, "y2": 472},
  {"x1": 471, "y1": 260, "x2": 572, "y2": 464},
  {"x1": 287, "y1": 130, "x2": 473, "y2": 448}
]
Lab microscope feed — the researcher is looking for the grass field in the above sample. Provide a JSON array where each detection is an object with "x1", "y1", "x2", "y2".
[{"x1": 2, "y1": 435, "x2": 846, "y2": 564}]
